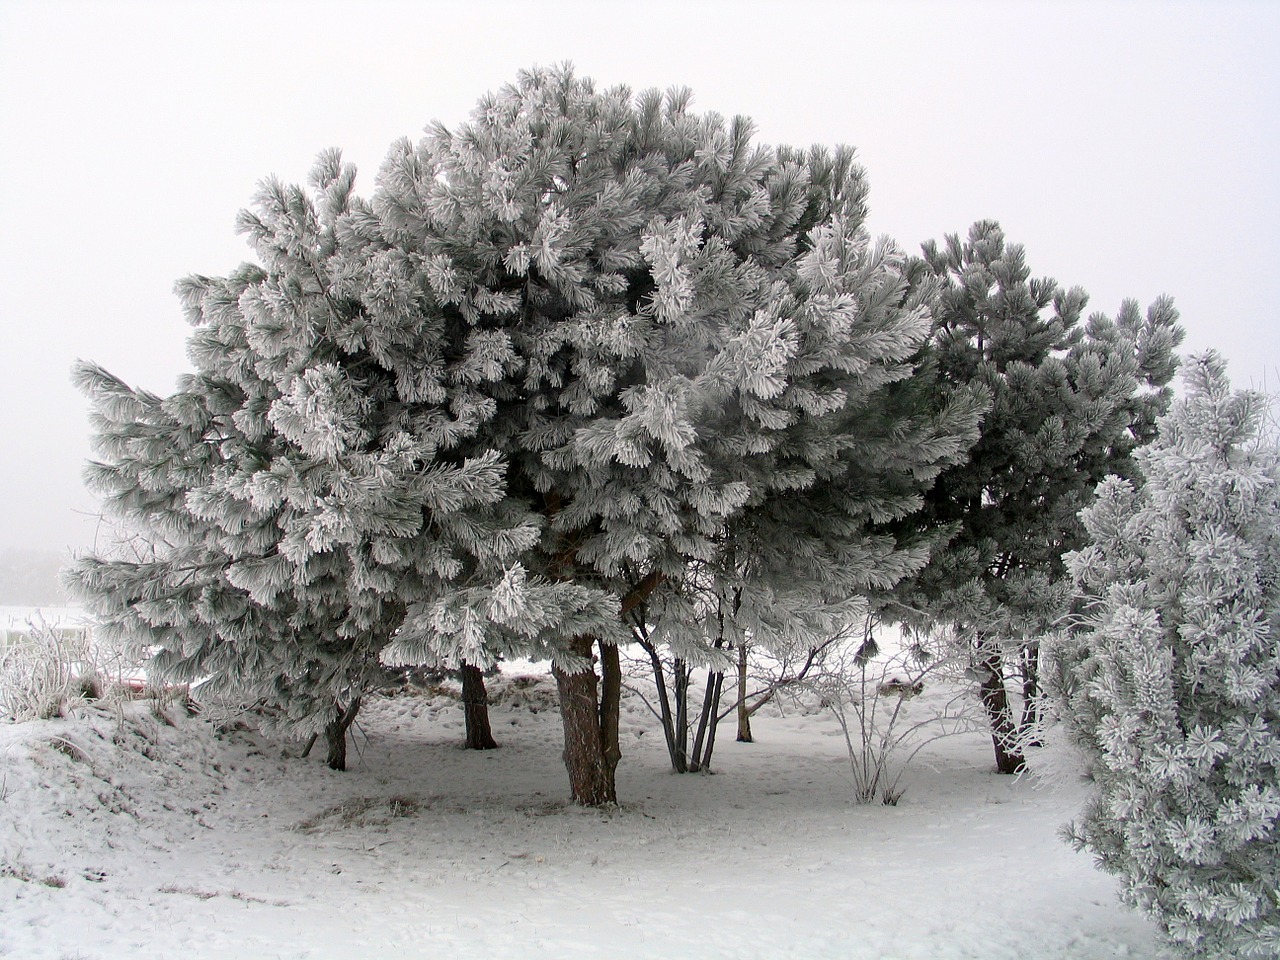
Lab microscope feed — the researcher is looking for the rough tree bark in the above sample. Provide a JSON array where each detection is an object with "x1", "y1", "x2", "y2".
[
  {"x1": 552, "y1": 635, "x2": 614, "y2": 806},
  {"x1": 551, "y1": 563, "x2": 663, "y2": 805},
  {"x1": 460, "y1": 664, "x2": 499, "y2": 750},
  {"x1": 324, "y1": 696, "x2": 362, "y2": 772},
  {"x1": 598, "y1": 640, "x2": 622, "y2": 798},
  {"x1": 543, "y1": 492, "x2": 615, "y2": 804},
  {"x1": 974, "y1": 639, "x2": 1024, "y2": 774}
]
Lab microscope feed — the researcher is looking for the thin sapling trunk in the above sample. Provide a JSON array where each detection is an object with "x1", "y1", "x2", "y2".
[
  {"x1": 688, "y1": 661, "x2": 725, "y2": 773},
  {"x1": 736, "y1": 642, "x2": 753, "y2": 743},
  {"x1": 1018, "y1": 640, "x2": 1042, "y2": 747}
]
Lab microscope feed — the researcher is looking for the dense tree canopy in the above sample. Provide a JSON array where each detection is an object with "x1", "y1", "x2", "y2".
[
  {"x1": 70, "y1": 65, "x2": 984, "y2": 803},
  {"x1": 59, "y1": 63, "x2": 1274, "y2": 959},
  {"x1": 370, "y1": 67, "x2": 985, "y2": 801}
]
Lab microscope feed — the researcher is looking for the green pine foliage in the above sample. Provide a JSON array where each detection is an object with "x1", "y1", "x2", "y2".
[{"x1": 1054, "y1": 353, "x2": 1280, "y2": 958}]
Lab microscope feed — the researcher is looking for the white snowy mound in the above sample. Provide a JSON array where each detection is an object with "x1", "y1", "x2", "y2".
[{"x1": 1, "y1": 674, "x2": 1158, "y2": 960}]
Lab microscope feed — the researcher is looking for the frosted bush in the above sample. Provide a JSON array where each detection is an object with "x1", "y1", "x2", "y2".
[
  {"x1": 1053, "y1": 353, "x2": 1280, "y2": 958},
  {"x1": 0, "y1": 618, "x2": 94, "y2": 721},
  {"x1": 0, "y1": 615, "x2": 149, "y2": 722}
]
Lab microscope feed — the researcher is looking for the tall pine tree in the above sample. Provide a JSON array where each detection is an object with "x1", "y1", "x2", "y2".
[{"x1": 890, "y1": 221, "x2": 1183, "y2": 772}]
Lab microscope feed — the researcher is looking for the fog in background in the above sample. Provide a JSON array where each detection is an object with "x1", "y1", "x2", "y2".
[{"x1": 1, "y1": 0, "x2": 1276, "y2": 582}]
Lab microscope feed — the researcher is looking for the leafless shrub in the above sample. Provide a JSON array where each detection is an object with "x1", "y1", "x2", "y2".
[
  {"x1": 798, "y1": 620, "x2": 984, "y2": 805},
  {"x1": 0, "y1": 618, "x2": 92, "y2": 721},
  {"x1": 0, "y1": 615, "x2": 157, "y2": 722}
]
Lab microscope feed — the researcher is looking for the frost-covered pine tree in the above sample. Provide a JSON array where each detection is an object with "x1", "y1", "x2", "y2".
[
  {"x1": 366, "y1": 65, "x2": 984, "y2": 803},
  {"x1": 71, "y1": 65, "x2": 984, "y2": 802},
  {"x1": 1055, "y1": 352, "x2": 1280, "y2": 958},
  {"x1": 890, "y1": 221, "x2": 1183, "y2": 773},
  {"x1": 66, "y1": 151, "x2": 590, "y2": 766}
]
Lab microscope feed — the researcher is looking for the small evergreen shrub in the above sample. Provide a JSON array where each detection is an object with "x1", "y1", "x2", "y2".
[{"x1": 1054, "y1": 353, "x2": 1280, "y2": 958}]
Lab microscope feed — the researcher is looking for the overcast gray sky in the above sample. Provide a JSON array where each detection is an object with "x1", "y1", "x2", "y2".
[{"x1": 1, "y1": 0, "x2": 1277, "y2": 557}]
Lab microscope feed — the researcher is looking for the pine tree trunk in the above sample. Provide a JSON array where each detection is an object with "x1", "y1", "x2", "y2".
[
  {"x1": 324, "y1": 696, "x2": 361, "y2": 772},
  {"x1": 698, "y1": 671, "x2": 726, "y2": 771},
  {"x1": 688, "y1": 669, "x2": 723, "y2": 773},
  {"x1": 598, "y1": 640, "x2": 622, "y2": 798},
  {"x1": 642, "y1": 639, "x2": 686, "y2": 773},
  {"x1": 1018, "y1": 640, "x2": 1042, "y2": 748},
  {"x1": 673, "y1": 658, "x2": 690, "y2": 772},
  {"x1": 325, "y1": 722, "x2": 346, "y2": 771},
  {"x1": 975, "y1": 644, "x2": 1024, "y2": 774},
  {"x1": 736, "y1": 643, "x2": 753, "y2": 743},
  {"x1": 552, "y1": 636, "x2": 615, "y2": 806},
  {"x1": 460, "y1": 664, "x2": 499, "y2": 750}
]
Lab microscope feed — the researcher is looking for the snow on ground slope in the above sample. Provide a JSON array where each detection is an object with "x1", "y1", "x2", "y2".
[{"x1": 0, "y1": 670, "x2": 1158, "y2": 960}]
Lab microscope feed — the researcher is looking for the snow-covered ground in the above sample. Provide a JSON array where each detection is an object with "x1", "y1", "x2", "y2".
[{"x1": 0, "y1": 668, "x2": 1158, "y2": 960}]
